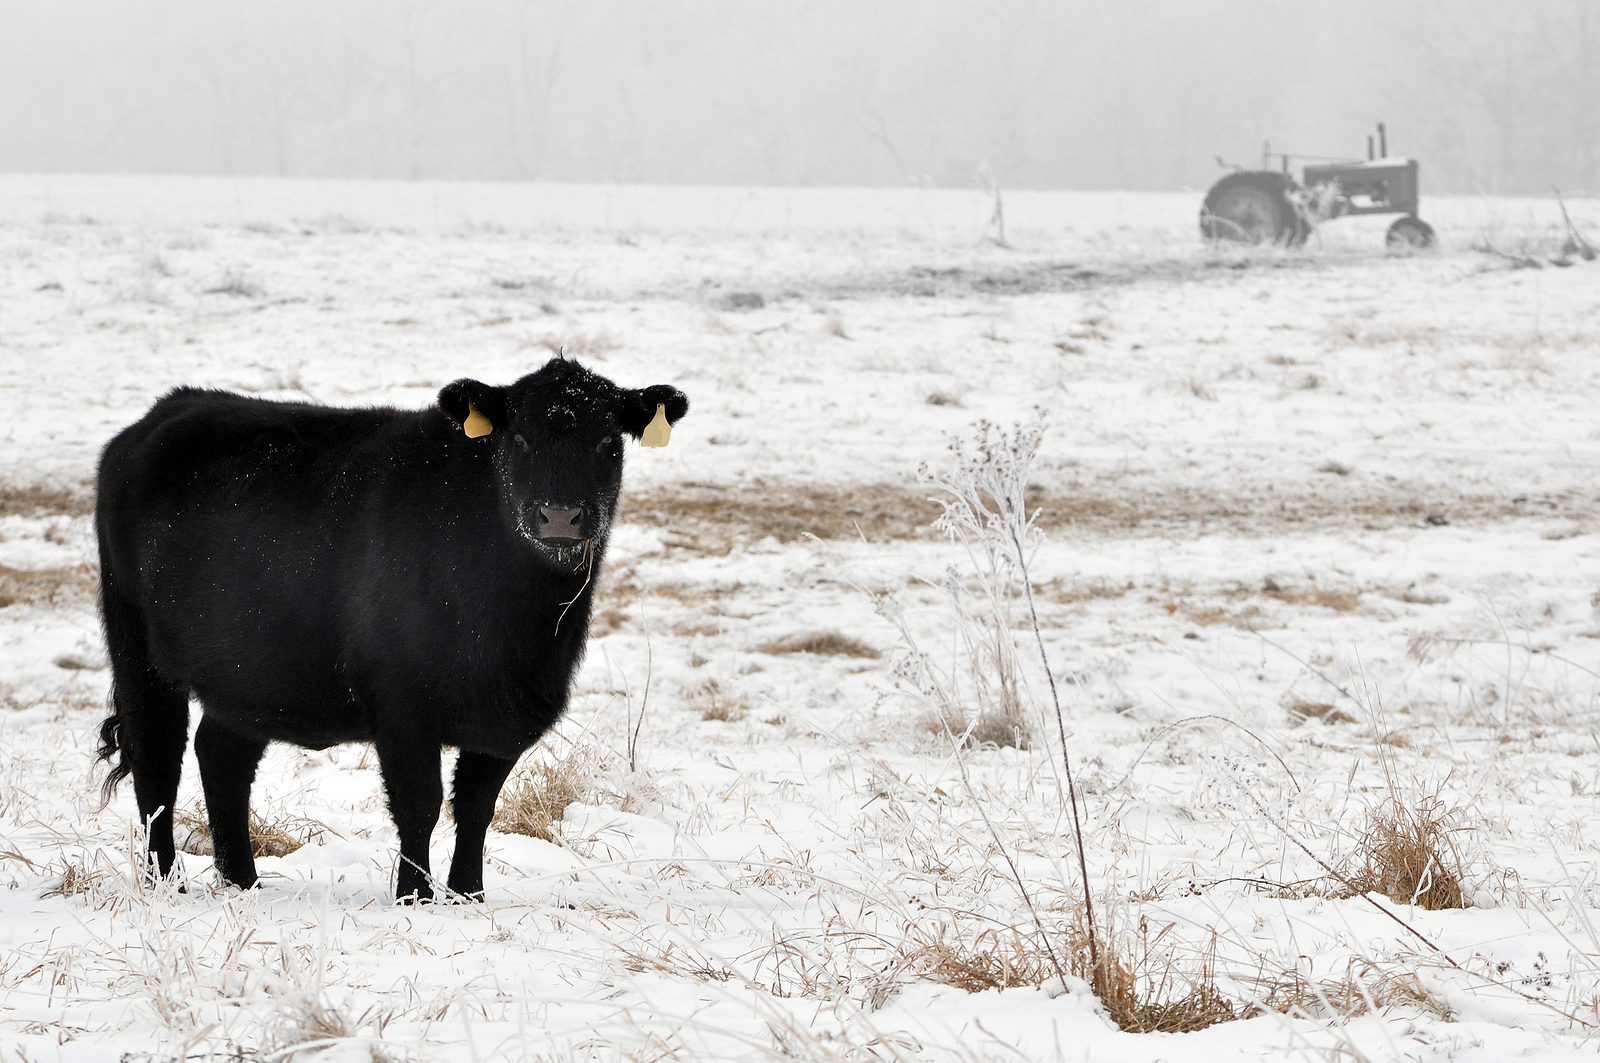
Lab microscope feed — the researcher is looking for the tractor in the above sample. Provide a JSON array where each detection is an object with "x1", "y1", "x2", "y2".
[{"x1": 1200, "y1": 123, "x2": 1436, "y2": 250}]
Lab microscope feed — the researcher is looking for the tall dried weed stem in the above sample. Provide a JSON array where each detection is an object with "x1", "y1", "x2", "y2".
[{"x1": 880, "y1": 415, "x2": 1171, "y2": 1016}]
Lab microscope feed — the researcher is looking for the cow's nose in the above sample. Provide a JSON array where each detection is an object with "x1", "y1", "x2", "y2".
[{"x1": 535, "y1": 505, "x2": 585, "y2": 540}]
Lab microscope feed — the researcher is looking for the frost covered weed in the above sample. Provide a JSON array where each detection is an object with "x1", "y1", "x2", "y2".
[
  {"x1": 875, "y1": 415, "x2": 1241, "y2": 1030},
  {"x1": 882, "y1": 416, "x2": 1048, "y2": 750}
]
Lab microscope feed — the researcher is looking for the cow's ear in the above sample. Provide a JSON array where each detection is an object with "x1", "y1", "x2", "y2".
[
  {"x1": 619, "y1": 384, "x2": 689, "y2": 440},
  {"x1": 438, "y1": 379, "x2": 508, "y2": 438}
]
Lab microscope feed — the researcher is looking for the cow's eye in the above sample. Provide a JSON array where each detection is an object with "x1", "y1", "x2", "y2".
[
  {"x1": 595, "y1": 435, "x2": 614, "y2": 454},
  {"x1": 513, "y1": 434, "x2": 530, "y2": 452}
]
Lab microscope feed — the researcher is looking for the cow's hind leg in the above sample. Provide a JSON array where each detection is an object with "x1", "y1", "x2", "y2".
[
  {"x1": 374, "y1": 729, "x2": 442, "y2": 903},
  {"x1": 195, "y1": 714, "x2": 268, "y2": 889},
  {"x1": 447, "y1": 751, "x2": 517, "y2": 901},
  {"x1": 99, "y1": 578, "x2": 190, "y2": 882}
]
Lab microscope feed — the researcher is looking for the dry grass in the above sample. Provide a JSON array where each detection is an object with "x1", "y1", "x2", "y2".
[
  {"x1": 916, "y1": 703, "x2": 1031, "y2": 750},
  {"x1": 1338, "y1": 793, "x2": 1469, "y2": 910},
  {"x1": 0, "y1": 483, "x2": 92, "y2": 517},
  {"x1": 689, "y1": 677, "x2": 747, "y2": 722},
  {"x1": 621, "y1": 481, "x2": 1588, "y2": 552},
  {"x1": 757, "y1": 631, "x2": 879, "y2": 659},
  {"x1": 43, "y1": 856, "x2": 115, "y2": 898},
  {"x1": 896, "y1": 921, "x2": 1051, "y2": 993},
  {"x1": 174, "y1": 805, "x2": 320, "y2": 859},
  {"x1": 1287, "y1": 699, "x2": 1357, "y2": 726},
  {"x1": 1326, "y1": 321, "x2": 1594, "y2": 355},
  {"x1": 1036, "y1": 578, "x2": 1133, "y2": 605},
  {"x1": 1250, "y1": 958, "x2": 1453, "y2": 1021},
  {"x1": 1165, "y1": 576, "x2": 1363, "y2": 629},
  {"x1": 897, "y1": 916, "x2": 1235, "y2": 1034},
  {"x1": 1260, "y1": 576, "x2": 1361, "y2": 612},
  {"x1": 491, "y1": 746, "x2": 595, "y2": 843},
  {"x1": 0, "y1": 563, "x2": 97, "y2": 609}
]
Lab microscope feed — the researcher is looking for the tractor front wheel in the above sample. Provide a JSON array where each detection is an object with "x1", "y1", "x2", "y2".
[
  {"x1": 1385, "y1": 216, "x2": 1436, "y2": 251},
  {"x1": 1200, "y1": 172, "x2": 1309, "y2": 246}
]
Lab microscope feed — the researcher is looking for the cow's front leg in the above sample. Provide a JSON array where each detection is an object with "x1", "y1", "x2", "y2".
[
  {"x1": 448, "y1": 751, "x2": 518, "y2": 901},
  {"x1": 374, "y1": 730, "x2": 442, "y2": 903}
]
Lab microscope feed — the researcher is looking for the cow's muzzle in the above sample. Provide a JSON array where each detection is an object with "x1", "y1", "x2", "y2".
[{"x1": 533, "y1": 504, "x2": 587, "y2": 542}]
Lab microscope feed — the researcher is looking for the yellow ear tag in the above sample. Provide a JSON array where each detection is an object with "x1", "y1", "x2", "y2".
[
  {"x1": 640, "y1": 404, "x2": 671, "y2": 448},
  {"x1": 462, "y1": 402, "x2": 493, "y2": 439}
]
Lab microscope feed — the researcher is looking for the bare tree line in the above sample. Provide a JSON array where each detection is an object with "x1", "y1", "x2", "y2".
[{"x1": 0, "y1": 0, "x2": 1594, "y2": 193}]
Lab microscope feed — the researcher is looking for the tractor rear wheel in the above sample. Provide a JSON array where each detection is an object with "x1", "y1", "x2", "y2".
[
  {"x1": 1200, "y1": 172, "x2": 1309, "y2": 246},
  {"x1": 1385, "y1": 216, "x2": 1436, "y2": 251}
]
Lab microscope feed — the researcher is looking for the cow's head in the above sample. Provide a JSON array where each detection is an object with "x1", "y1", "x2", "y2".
[{"x1": 438, "y1": 359, "x2": 689, "y2": 570}]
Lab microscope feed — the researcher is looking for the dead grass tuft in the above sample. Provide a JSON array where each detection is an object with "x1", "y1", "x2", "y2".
[
  {"x1": 1250, "y1": 958, "x2": 1453, "y2": 1020},
  {"x1": 43, "y1": 857, "x2": 114, "y2": 898},
  {"x1": 174, "y1": 805, "x2": 320, "y2": 859},
  {"x1": 491, "y1": 746, "x2": 594, "y2": 843},
  {"x1": 1075, "y1": 920, "x2": 1237, "y2": 1034},
  {"x1": 1260, "y1": 577, "x2": 1361, "y2": 612},
  {"x1": 757, "y1": 631, "x2": 879, "y2": 659},
  {"x1": 897, "y1": 921, "x2": 1050, "y2": 993},
  {"x1": 1287, "y1": 699, "x2": 1357, "y2": 726},
  {"x1": 897, "y1": 916, "x2": 1234, "y2": 1034},
  {"x1": 1339, "y1": 792, "x2": 1468, "y2": 910},
  {"x1": 619, "y1": 940, "x2": 735, "y2": 983},
  {"x1": 690, "y1": 677, "x2": 747, "y2": 722},
  {"x1": 917, "y1": 700, "x2": 1032, "y2": 750}
]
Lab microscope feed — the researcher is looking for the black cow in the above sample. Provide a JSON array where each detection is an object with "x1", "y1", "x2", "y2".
[{"x1": 94, "y1": 358, "x2": 687, "y2": 902}]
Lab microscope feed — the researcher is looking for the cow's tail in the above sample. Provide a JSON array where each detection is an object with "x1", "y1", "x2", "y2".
[{"x1": 95, "y1": 552, "x2": 136, "y2": 810}]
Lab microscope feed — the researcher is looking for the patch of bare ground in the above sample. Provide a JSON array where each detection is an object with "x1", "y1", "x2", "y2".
[
  {"x1": 0, "y1": 563, "x2": 97, "y2": 609},
  {"x1": 625, "y1": 482, "x2": 1593, "y2": 549},
  {"x1": 0, "y1": 484, "x2": 92, "y2": 518},
  {"x1": 756, "y1": 631, "x2": 879, "y2": 658},
  {"x1": 1164, "y1": 576, "x2": 1364, "y2": 628}
]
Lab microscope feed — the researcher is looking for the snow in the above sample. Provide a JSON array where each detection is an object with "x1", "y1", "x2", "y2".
[{"x1": 2, "y1": 175, "x2": 1599, "y2": 1060}]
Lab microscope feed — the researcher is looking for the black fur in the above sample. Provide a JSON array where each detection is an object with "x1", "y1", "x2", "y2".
[{"x1": 94, "y1": 358, "x2": 687, "y2": 902}]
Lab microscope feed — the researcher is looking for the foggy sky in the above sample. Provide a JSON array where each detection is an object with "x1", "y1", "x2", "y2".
[{"x1": 3, "y1": 0, "x2": 1595, "y2": 195}]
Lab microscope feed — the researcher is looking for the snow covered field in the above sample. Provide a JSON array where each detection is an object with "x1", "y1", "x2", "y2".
[{"x1": 2, "y1": 175, "x2": 1598, "y2": 1060}]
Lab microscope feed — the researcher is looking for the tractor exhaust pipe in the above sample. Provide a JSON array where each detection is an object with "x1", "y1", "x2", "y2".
[
  {"x1": 1378, "y1": 122, "x2": 1388, "y2": 158},
  {"x1": 1367, "y1": 135, "x2": 1375, "y2": 161}
]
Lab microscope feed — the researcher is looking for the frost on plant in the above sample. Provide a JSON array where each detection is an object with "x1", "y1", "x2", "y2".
[{"x1": 879, "y1": 413, "x2": 1049, "y2": 748}]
